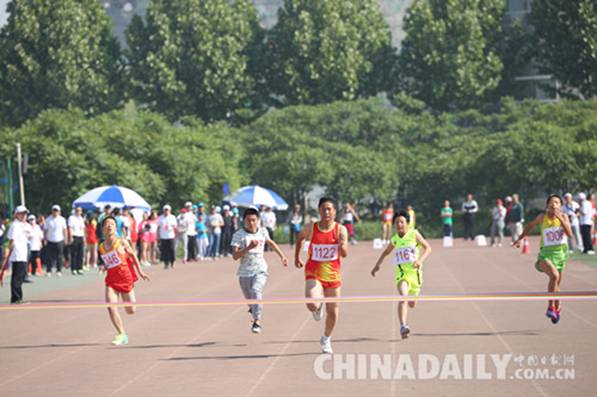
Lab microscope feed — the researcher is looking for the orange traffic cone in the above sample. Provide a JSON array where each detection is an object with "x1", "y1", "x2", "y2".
[
  {"x1": 36, "y1": 257, "x2": 43, "y2": 275},
  {"x1": 522, "y1": 237, "x2": 530, "y2": 254}
]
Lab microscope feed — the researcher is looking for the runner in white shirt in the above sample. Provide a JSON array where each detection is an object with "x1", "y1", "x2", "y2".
[{"x1": 183, "y1": 204, "x2": 198, "y2": 262}]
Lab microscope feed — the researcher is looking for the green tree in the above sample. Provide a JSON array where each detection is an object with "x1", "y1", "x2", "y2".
[
  {"x1": 530, "y1": 0, "x2": 597, "y2": 99},
  {"x1": 126, "y1": 0, "x2": 260, "y2": 122},
  {"x1": 0, "y1": 0, "x2": 123, "y2": 126},
  {"x1": 398, "y1": 0, "x2": 505, "y2": 110},
  {"x1": 267, "y1": 0, "x2": 395, "y2": 105}
]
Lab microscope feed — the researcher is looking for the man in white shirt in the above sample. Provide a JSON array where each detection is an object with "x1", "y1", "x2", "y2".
[
  {"x1": 0, "y1": 206, "x2": 31, "y2": 303},
  {"x1": 490, "y1": 199, "x2": 507, "y2": 247},
  {"x1": 578, "y1": 193, "x2": 595, "y2": 255},
  {"x1": 563, "y1": 193, "x2": 583, "y2": 253},
  {"x1": 182, "y1": 202, "x2": 198, "y2": 261},
  {"x1": 27, "y1": 214, "x2": 44, "y2": 277},
  {"x1": 68, "y1": 207, "x2": 85, "y2": 275},
  {"x1": 462, "y1": 193, "x2": 479, "y2": 241},
  {"x1": 44, "y1": 204, "x2": 67, "y2": 277},
  {"x1": 260, "y1": 207, "x2": 277, "y2": 251},
  {"x1": 158, "y1": 205, "x2": 177, "y2": 268}
]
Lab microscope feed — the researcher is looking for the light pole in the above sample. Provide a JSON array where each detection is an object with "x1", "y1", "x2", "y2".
[{"x1": 16, "y1": 143, "x2": 25, "y2": 206}]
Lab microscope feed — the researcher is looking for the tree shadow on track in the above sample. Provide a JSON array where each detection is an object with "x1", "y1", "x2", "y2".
[
  {"x1": 0, "y1": 343, "x2": 101, "y2": 349},
  {"x1": 164, "y1": 352, "x2": 320, "y2": 361}
]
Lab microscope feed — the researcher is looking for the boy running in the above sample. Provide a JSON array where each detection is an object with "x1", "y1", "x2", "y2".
[
  {"x1": 371, "y1": 210, "x2": 431, "y2": 339},
  {"x1": 512, "y1": 194, "x2": 572, "y2": 324},
  {"x1": 231, "y1": 207, "x2": 287, "y2": 334},
  {"x1": 295, "y1": 197, "x2": 348, "y2": 354}
]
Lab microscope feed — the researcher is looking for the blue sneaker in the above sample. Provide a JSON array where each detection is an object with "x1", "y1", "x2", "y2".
[
  {"x1": 545, "y1": 307, "x2": 557, "y2": 322},
  {"x1": 400, "y1": 325, "x2": 410, "y2": 339},
  {"x1": 551, "y1": 308, "x2": 561, "y2": 324}
]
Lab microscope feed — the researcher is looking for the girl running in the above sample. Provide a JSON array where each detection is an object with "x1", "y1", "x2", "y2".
[
  {"x1": 371, "y1": 209, "x2": 431, "y2": 339},
  {"x1": 99, "y1": 216, "x2": 150, "y2": 345},
  {"x1": 512, "y1": 194, "x2": 572, "y2": 324}
]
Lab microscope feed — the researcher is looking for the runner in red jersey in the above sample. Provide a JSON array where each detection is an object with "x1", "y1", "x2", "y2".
[
  {"x1": 99, "y1": 216, "x2": 149, "y2": 345},
  {"x1": 295, "y1": 197, "x2": 348, "y2": 354}
]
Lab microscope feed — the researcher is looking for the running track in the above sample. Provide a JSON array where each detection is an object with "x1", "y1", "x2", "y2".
[{"x1": 1, "y1": 237, "x2": 596, "y2": 396}]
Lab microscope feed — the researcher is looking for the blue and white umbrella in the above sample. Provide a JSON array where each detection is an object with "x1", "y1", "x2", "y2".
[
  {"x1": 226, "y1": 185, "x2": 289, "y2": 210},
  {"x1": 72, "y1": 185, "x2": 151, "y2": 211}
]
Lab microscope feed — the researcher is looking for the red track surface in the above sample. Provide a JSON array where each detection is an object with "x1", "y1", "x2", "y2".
[{"x1": 1, "y1": 237, "x2": 596, "y2": 396}]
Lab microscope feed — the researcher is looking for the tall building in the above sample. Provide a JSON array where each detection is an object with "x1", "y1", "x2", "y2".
[{"x1": 505, "y1": 0, "x2": 559, "y2": 101}]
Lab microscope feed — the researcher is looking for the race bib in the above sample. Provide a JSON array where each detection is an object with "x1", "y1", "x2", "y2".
[
  {"x1": 101, "y1": 251, "x2": 124, "y2": 269},
  {"x1": 543, "y1": 226, "x2": 565, "y2": 247},
  {"x1": 311, "y1": 244, "x2": 338, "y2": 262},
  {"x1": 383, "y1": 213, "x2": 392, "y2": 222},
  {"x1": 393, "y1": 246, "x2": 417, "y2": 266},
  {"x1": 246, "y1": 237, "x2": 265, "y2": 254}
]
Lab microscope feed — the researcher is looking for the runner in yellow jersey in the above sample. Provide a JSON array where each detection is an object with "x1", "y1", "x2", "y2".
[
  {"x1": 371, "y1": 209, "x2": 431, "y2": 339},
  {"x1": 513, "y1": 194, "x2": 572, "y2": 324}
]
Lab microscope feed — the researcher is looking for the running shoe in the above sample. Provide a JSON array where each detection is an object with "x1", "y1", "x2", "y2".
[
  {"x1": 312, "y1": 304, "x2": 323, "y2": 322},
  {"x1": 551, "y1": 308, "x2": 561, "y2": 324},
  {"x1": 400, "y1": 325, "x2": 411, "y2": 339},
  {"x1": 251, "y1": 321, "x2": 262, "y2": 334},
  {"x1": 111, "y1": 333, "x2": 129, "y2": 346},
  {"x1": 56, "y1": 272, "x2": 62, "y2": 277},
  {"x1": 320, "y1": 336, "x2": 333, "y2": 354},
  {"x1": 545, "y1": 306, "x2": 557, "y2": 322}
]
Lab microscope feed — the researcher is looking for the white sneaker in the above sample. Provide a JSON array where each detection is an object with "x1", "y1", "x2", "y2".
[
  {"x1": 312, "y1": 304, "x2": 323, "y2": 322},
  {"x1": 56, "y1": 272, "x2": 63, "y2": 277},
  {"x1": 320, "y1": 336, "x2": 333, "y2": 354},
  {"x1": 587, "y1": 251, "x2": 595, "y2": 255}
]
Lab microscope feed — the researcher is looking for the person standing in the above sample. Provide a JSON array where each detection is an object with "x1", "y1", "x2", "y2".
[
  {"x1": 563, "y1": 193, "x2": 583, "y2": 253},
  {"x1": 45, "y1": 205, "x2": 67, "y2": 277},
  {"x1": 406, "y1": 205, "x2": 416, "y2": 228},
  {"x1": 221, "y1": 205, "x2": 235, "y2": 257},
  {"x1": 441, "y1": 200, "x2": 453, "y2": 237},
  {"x1": 176, "y1": 206, "x2": 189, "y2": 263},
  {"x1": 490, "y1": 199, "x2": 507, "y2": 247},
  {"x1": 381, "y1": 203, "x2": 394, "y2": 244},
  {"x1": 196, "y1": 213, "x2": 209, "y2": 260},
  {"x1": 28, "y1": 214, "x2": 44, "y2": 276},
  {"x1": 208, "y1": 206, "x2": 224, "y2": 259},
  {"x1": 260, "y1": 207, "x2": 277, "y2": 251},
  {"x1": 341, "y1": 202, "x2": 360, "y2": 245},
  {"x1": 461, "y1": 194, "x2": 478, "y2": 241},
  {"x1": 157, "y1": 205, "x2": 177, "y2": 269},
  {"x1": 183, "y1": 203, "x2": 198, "y2": 262},
  {"x1": 508, "y1": 194, "x2": 524, "y2": 243},
  {"x1": 578, "y1": 193, "x2": 595, "y2": 255},
  {"x1": 85, "y1": 212, "x2": 99, "y2": 269},
  {"x1": 288, "y1": 204, "x2": 303, "y2": 246},
  {"x1": 0, "y1": 206, "x2": 31, "y2": 303},
  {"x1": 295, "y1": 197, "x2": 348, "y2": 354},
  {"x1": 67, "y1": 207, "x2": 85, "y2": 275}
]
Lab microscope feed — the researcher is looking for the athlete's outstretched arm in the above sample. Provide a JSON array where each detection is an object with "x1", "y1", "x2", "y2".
[
  {"x1": 266, "y1": 239, "x2": 288, "y2": 267},
  {"x1": 371, "y1": 243, "x2": 394, "y2": 277},
  {"x1": 124, "y1": 240, "x2": 150, "y2": 281},
  {"x1": 338, "y1": 225, "x2": 348, "y2": 258},
  {"x1": 414, "y1": 232, "x2": 432, "y2": 269},
  {"x1": 554, "y1": 208, "x2": 573, "y2": 238},
  {"x1": 512, "y1": 214, "x2": 543, "y2": 246}
]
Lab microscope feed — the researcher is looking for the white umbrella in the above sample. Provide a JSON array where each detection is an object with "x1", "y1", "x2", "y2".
[
  {"x1": 225, "y1": 185, "x2": 289, "y2": 210},
  {"x1": 73, "y1": 185, "x2": 151, "y2": 211}
]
